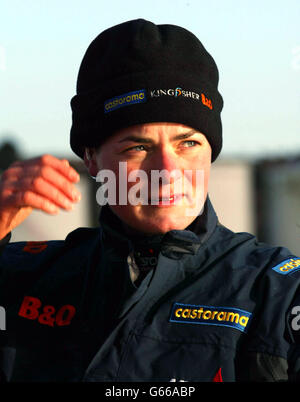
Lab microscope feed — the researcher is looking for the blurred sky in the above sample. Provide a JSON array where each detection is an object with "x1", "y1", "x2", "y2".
[{"x1": 0, "y1": 0, "x2": 299, "y2": 161}]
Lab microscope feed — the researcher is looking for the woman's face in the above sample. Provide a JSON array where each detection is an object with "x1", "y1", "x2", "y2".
[{"x1": 85, "y1": 122, "x2": 212, "y2": 235}]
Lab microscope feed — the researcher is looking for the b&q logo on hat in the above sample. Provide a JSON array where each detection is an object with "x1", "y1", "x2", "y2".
[{"x1": 104, "y1": 89, "x2": 146, "y2": 113}]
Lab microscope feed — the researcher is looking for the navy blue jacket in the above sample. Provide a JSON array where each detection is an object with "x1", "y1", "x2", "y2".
[{"x1": 0, "y1": 198, "x2": 300, "y2": 382}]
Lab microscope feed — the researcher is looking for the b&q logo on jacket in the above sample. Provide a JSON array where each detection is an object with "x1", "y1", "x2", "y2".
[
  {"x1": 169, "y1": 303, "x2": 252, "y2": 333},
  {"x1": 18, "y1": 296, "x2": 76, "y2": 327},
  {"x1": 272, "y1": 258, "x2": 300, "y2": 275}
]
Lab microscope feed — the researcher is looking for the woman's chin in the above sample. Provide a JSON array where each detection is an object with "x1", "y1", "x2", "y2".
[{"x1": 121, "y1": 213, "x2": 193, "y2": 235}]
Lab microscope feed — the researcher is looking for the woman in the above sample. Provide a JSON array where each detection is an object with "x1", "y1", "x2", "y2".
[{"x1": 0, "y1": 19, "x2": 299, "y2": 382}]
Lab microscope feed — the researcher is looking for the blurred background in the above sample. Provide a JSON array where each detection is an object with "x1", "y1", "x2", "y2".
[{"x1": 0, "y1": 0, "x2": 300, "y2": 253}]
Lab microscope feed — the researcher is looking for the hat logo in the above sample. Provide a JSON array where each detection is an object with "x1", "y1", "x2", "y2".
[
  {"x1": 150, "y1": 87, "x2": 213, "y2": 110},
  {"x1": 104, "y1": 89, "x2": 146, "y2": 113}
]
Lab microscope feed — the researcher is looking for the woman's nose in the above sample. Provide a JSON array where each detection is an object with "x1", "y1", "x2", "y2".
[{"x1": 148, "y1": 147, "x2": 179, "y2": 173}]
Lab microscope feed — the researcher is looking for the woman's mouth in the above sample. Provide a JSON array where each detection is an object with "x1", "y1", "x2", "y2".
[{"x1": 148, "y1": 194, "x2": 185, "y2": 206}]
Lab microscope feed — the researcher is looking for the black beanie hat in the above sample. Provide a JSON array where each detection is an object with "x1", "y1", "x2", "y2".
[{"x1": 70, "y1": 19, "x2": 223, "y2": 162}]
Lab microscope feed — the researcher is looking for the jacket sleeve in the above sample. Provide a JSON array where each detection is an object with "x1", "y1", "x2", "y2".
[
  {"x1": 273, "y1": 256, "x2": 300, "y2": 381},
  {"x1": 286, "y1": 290, "x2": 300, "y2": 381},
  {"x1": 0, "y1": 233, "x2": 11, "y2": 256},
  {"x1": 0, "y1": 235, "x2": 65, "y2": 381},
  {"x1": 0, "y1": 227, "x2": 98, "y2": 381},
  {"x1": 0, "y1": 233, "x2": 13, "y2": 381}
]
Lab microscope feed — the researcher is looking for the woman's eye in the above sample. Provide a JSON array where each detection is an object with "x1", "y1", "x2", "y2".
[
  {"x1": 127, "y1": 145, "x2": 147, "y2": 152},
  {"x1": 182, "y1": 140, "x2": 199, "y2": 148}
]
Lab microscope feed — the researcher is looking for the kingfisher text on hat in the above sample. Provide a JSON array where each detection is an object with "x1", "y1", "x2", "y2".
[{"x1": 150, "y1": 87, "x2": 213, "y2": 110}]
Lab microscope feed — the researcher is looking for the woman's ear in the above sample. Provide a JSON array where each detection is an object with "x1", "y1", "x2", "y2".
[{"x1": 83, "y1": 148, "x2": 99, "y2": 178}]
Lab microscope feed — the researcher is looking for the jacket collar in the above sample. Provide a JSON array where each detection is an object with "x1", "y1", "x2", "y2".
[{"x1": 98, "y1": 196, "x2": 218, "y2": 258}]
